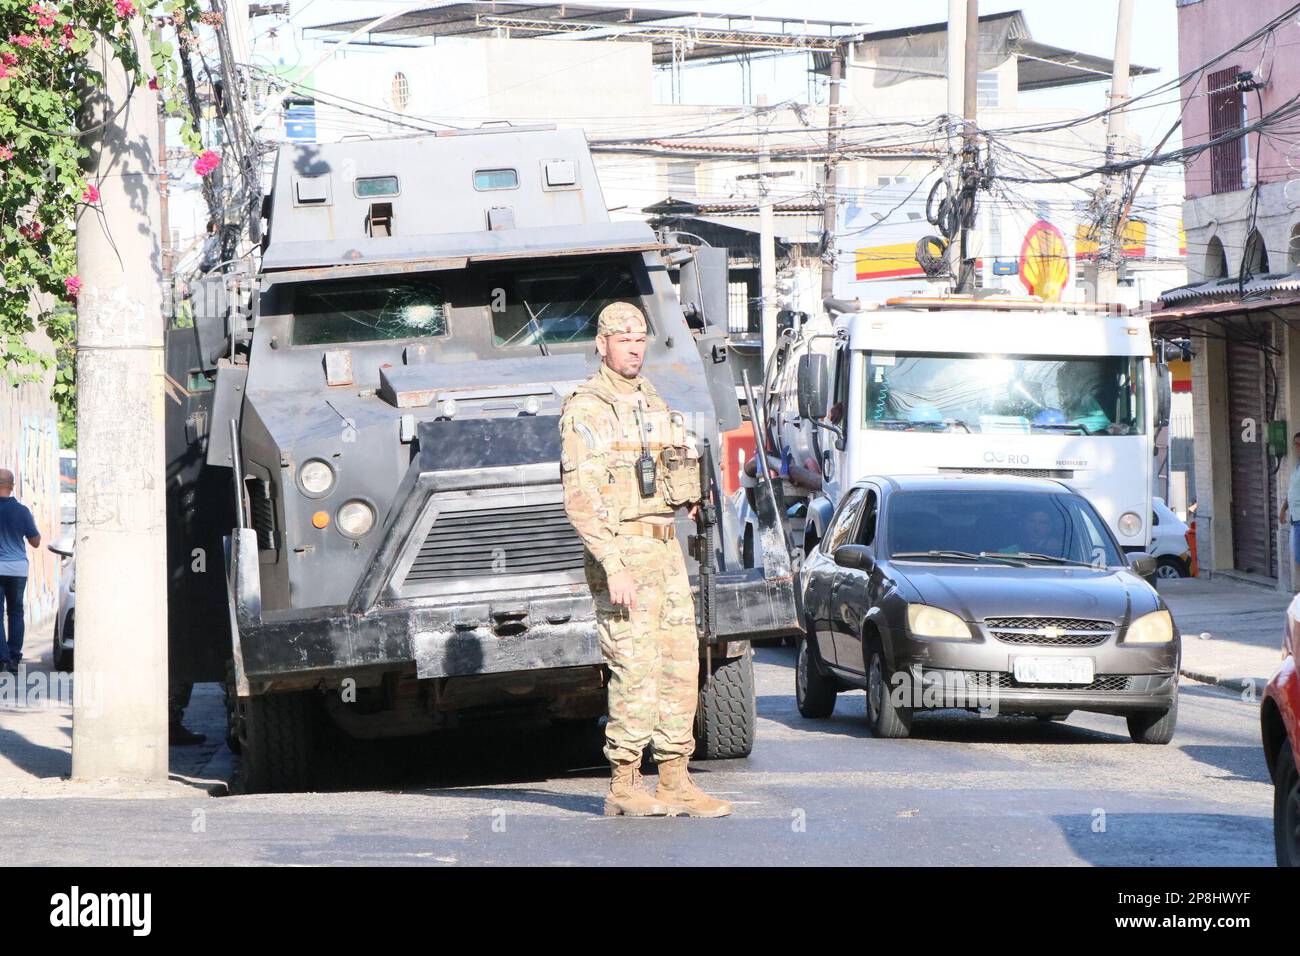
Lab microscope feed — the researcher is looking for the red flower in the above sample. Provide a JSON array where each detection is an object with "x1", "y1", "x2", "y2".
[
  {"x1": 0, "y1": 145, "x2": 13, "y2": 161},
  {"x1": 1, "y1": 53, "x2": 17, "y2": 67},
  {"x1": 148, "y1": 76, "x2": 158, "y2": 90},
  {"x1": 27, "y1": 5, "x2": 55, "y2": 29},
  {"x1": 64, "y1": 275, "x2": 81, "y2": 300},
  {"x1": 10, "y1": 34, "x2": 34, "y2": 48},
  {"x1": 114, "y1": 0, "x2": 136, "y2": 17},
  {"x1": 0, "y1": 64, "x2": 12, "y2": 80},
  {"x1": 19, "y1": 221, "x2": 44, "y2": 240},
  {"x1": 193, "y1": 150, "x2": 221, "y2": 176},
  {"x1": 82, "y1": 184, "x2": 100, "y2": 204}
]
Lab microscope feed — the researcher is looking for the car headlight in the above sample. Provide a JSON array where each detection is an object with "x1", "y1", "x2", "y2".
[
  {"x1": 337, "y1": 500, "x2": 375, "y2": 537},
  {"x1": 1118, "y1": 511, "x2": 1142, "y2": 537},
  {"x1": 299, "y1": 459, "x2": 335, "y2": 496},
  {"x1": 907, "y1": 604, "x2": 971, "y2": 640},
  {"x1": 1126, "y1": 609, "x2": 1173, "y2": 644}
]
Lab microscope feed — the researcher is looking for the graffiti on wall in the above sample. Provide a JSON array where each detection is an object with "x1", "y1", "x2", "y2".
[{"x1": 0, "y1": 382, "x2": 61, "y2": 627}]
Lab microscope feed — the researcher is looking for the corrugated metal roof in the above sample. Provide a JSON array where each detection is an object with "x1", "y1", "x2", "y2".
[{"x1": 1159, "y1": 271, "x2": 1300, "y2": 305}]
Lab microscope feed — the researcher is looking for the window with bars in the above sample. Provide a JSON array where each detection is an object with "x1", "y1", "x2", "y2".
[{"x1": 1208, "y1": 66, "x2": 1245, "y2": 194}]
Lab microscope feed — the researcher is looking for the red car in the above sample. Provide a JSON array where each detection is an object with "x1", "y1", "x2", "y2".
[{"x1": 1263, "y1": 594, "x2": 1300, "y2": 867}]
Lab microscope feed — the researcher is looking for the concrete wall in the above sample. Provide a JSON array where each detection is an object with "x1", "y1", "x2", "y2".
[{"x1": 0, "y1": 328, "x2": 62, "y2": 626}]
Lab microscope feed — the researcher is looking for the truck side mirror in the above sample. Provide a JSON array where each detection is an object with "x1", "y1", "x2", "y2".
[
  {"x1": 1155, "y1": 363, "x2": 1171, "y2": 429},
  {"x1": 798, "y1": 353, "x2": 829, "y2": 420}
]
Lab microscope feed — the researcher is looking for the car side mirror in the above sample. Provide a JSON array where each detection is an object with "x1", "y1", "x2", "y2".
[
  {"x1": 834, "y1": 544, "x2": 875, "y2": 571},
  {"x1": 47, "y1": 541, "x2": 73, "y2": 558},
  {"x1": 1127, "y1": 553, "x2": 1156, "y2": 579},
  {"x1": 797, "y1": 353, "x2": 829, "y2": 420}
]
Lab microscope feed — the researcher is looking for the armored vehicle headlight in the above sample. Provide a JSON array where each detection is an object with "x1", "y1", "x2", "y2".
[
  {"x1": 299, "y1": 459, "x2": 335, "y2": 496},
  {"x1": 337, "y1": 500, "x2": 375, "y2": 537},
  {"x1": 907, "y1": 604, "x2": 972, "y2": 640},
  {"x1": 1118, "y1": 511, "x2": 1142, "y2": 537},
  {"x1": 1125, "y1": 609, "x2": 1173, "y2": 644}
]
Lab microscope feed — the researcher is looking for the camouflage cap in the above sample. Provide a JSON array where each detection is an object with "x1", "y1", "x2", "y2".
[{"x1": 596, "y1": 302, "x2": 648, "y2": 337}]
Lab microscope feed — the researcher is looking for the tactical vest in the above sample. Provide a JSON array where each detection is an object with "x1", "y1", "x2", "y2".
[{"x1": 572, "y1": 374, "x2": 702, "y2": 522}]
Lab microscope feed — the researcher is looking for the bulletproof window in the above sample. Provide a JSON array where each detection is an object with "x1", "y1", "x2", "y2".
[
  {"x1": 474, "y1": 168, "x2": 519, "y2": 191},
  {"x1": 291, "y1": 277, "x2": 448, "y2": 346},
  {"x1": 355, "y1": 176, "x2": 399, "y2": 198},
  {"x1": 489, "y1": 258, "x2": 648, "y2": 349}
]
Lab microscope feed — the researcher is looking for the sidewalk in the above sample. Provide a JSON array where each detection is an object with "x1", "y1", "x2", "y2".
[
  {"x1": 0, "y1": 618, "x2": 232, "y2": 798},
  {"x1": 1158, "y1": 576, "x2": 1290, "y2": 692}
]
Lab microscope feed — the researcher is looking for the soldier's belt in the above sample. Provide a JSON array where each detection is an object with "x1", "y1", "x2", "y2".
[{"x1": 617, "y1": 520, "x2": 676, "y2": 541}]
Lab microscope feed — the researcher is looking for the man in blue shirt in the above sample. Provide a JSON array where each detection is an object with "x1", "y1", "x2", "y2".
[{"x1": 0, "y1": 468, "x2": 40, "y2": 674}]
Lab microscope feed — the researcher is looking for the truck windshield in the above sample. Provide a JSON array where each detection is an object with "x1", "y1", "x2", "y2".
[
  {"x1": 863, "y1": 352, "x2": 1146, "y2": 436},
  {"x1": 887, "y1": 490, "x2": 1122, "y2": 567},
  {"x1": 292, "y1": 277, "x2": 448, "y2": 346},
  {"x1": 489, "y1": 259, "x2": 644, "y2": 348}
]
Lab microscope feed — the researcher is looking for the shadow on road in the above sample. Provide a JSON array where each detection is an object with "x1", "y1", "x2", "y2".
[{"x1": 1053, "y1": 811, "x2": 1273, "y2": 866}]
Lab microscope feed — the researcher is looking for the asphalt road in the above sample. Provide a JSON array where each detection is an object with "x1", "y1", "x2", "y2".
[{"x1": 0, "y1": 644, "x2": 1276, "y2": 866}]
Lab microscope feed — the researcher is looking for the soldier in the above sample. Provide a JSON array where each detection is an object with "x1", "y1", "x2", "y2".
[{"x1": 559, "y1": 301, "x2": 732, "y2": 819}]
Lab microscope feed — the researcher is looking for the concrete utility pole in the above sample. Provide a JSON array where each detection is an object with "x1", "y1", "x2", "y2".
[
  {"x1": 957, "y1": 0, "x2": 979, "y2": 292},
  {"x1": 1087, "y1": 0, "x2": 1134, "y2": 305},
  {"x1": 943, "y1": 0, "x2": 967, "y2": 288},
  {"x1": 757, "y1": 94, "x2": 778, "y2": 371},
  {"x1": 820, "y1": 44, "x2": 844, "y2": 302},
  {"x1": 72, "y1": 26, "x2": 170, "y2": 782}
]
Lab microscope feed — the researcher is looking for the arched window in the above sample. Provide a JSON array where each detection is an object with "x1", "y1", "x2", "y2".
[
  {"x1": 1205, "y1": 235, "x2": 1228, "y2": 278},
  {"x1": 1288, "y1": 223, "x2": 1300, "y2": 271},
  {"x1": 1243, "y1": 229, "x2": 1270, "y2": 275}
]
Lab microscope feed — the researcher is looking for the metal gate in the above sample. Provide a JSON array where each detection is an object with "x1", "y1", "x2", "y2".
[{"x1": 1226, "y1": 337, "x2": 1277, "y2": 577}]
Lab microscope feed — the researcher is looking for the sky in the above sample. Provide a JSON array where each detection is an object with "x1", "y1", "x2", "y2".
[{"x1": 250, "y1": 0, "x2": 1184, "y2": 150}]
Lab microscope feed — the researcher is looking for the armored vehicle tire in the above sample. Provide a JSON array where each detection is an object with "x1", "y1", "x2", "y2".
[
  {"x1": 1126, "y1": 693, "x2": 1178, "y2": 745},
  {"x1": 694, "y1": 651, "x2": 755, "y2": 759},
  {"x1": 237, "y1": 690, "x2": 320, "y2": 793},
  {"x1": 796, "y1": 632, "x2": 837, "y2": 719}
]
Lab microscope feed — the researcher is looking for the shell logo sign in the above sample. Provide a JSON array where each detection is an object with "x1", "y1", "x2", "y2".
[{"x1": 1018, "y1": 219, "x2": 1071, "y2": 302}]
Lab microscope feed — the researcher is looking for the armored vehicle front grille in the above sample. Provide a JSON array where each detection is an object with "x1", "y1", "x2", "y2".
[
  {"x1": 405, "y1": 501, "x2": 586, "y2": 583},
  {"x1": 246, "y1": 477, "x2": 277, "y2": 551},
  {"x1": 985, "y1": 617, "x2": 1115, "y2": 647}
]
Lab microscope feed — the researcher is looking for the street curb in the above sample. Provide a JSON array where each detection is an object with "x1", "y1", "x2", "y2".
[{"x1": 1179, "y1": 667, "x2": 1266, "y2": 695}]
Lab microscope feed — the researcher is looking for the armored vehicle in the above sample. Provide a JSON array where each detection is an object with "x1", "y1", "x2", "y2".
[{"x1": 164, "y1": 126, "x2": 799, "y2": 791}]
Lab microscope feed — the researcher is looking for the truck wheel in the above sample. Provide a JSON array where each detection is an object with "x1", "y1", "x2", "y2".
[
  {"x1": 237, "y1": 690, "x2": 319, "y2": 793},
  {"x1": 1127, "y1": 694, "x2": 1178, "y2": 745},
  {"x1": 1275, "y1": 739, "x2": 1299, "y2": 867},
  {"x1": 694, "y1": 650, "x2": 755, "y2": 759},
  {"x1": 1155, "y1": 556, "x2": 1188, "y2": 579},
  {"x1": 865, "y1": 635, "x2": 912, "y2": 739},
  {"x1": 795, "y1": 632, "x2": 837, "y2": 718}
]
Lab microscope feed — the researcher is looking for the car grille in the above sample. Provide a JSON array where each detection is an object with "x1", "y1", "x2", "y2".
[
  {"x1": 949, "y1": 671, "x2": 1133, "y2": 692},
  {"x1": 985, "y1": 616, "x2": 1115, "y2": 647},
  {"x1": 405, "y1": 501, "x2": 586, "y2": 584}
]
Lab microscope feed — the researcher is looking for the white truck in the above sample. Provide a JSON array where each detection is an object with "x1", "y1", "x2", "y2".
[{"x1": 740, "y1": 294, "x2": 1170, "y2": 564}]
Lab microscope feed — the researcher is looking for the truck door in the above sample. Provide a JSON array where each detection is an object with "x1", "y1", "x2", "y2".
[{"x1": 822, "y1": 342, "x2": 851, "y2": 505}]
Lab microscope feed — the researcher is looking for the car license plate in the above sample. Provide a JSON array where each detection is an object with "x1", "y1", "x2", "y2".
[{"x1": 1012, "y1": 656, "x2": 1094, "y2": 685}]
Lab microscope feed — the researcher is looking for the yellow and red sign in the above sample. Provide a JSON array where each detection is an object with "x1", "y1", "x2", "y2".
[
  {"x1": 854, "y1": 241, "x2": 927, "y2": 281},
  {"x1": 1019, "y1": 220, "x2": 1071, "y2": 302},
  {"x1": 1075, "y1": 219, "x2": 1148, "y2": 260}
]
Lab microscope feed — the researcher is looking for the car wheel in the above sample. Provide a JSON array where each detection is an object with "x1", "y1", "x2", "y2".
[
  {"x1": 1155, "y1": 556, "x2": 1188, "y2": 580},
  {"x1": 1275, "y1": 740, "x2": 1300, "y2": 867},
  {"x1": 1127, "y1": 693, "x2": 1178, "y2": 744},
  {"x1": 795, "y1": 632, "x2": 836, "y2": 719},
  {"x1": 53, "y1": 611, "x2": 73, "y2": 672},
  {"x1": 865, "y1": 635, "x2": 912, "y2": 739}
]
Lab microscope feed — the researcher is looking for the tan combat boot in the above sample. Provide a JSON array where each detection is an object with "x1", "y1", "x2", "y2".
[
  {"x1": 655, "y1": 756, "x2": 733, "y2": 818},
  {"x1": 604, "y1": 762, "x2": 674, "y2": 817}
]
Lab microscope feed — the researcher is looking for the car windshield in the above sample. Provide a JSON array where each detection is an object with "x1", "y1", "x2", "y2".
[
  {"x1": 292, "y1": 277, "x2": 448, "y2": 345},
  {"x1": 886, "y1": 490, "x2": 1123, "y2": 567},
  {"x1": 863, "y1": 352, "x2": 1146, "y2": 436}
]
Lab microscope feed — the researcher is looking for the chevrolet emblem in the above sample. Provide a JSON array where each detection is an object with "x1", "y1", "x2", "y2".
[{"x1": 1040, "y1": 626, "x2": 1061, "y2": 639}]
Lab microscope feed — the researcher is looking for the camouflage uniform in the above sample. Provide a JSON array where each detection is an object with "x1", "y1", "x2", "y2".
[{"x1": 559, "y1": 323, "x2": 699, "y2": 767}]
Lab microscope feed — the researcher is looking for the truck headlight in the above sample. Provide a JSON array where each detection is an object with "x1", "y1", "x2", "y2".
[
  {"x1": 337, "y1": 500, "x2": 375, "y2": 537},
  {"x1": 299, "y1": 459, "x2": 335, "y2": 496},
  {"x1": 1118, "y1": 511, "x2": 1142, "y2": 537},
  {"x1": 907, "y1": 604, "x2": 971, "y2": 640},
  {"x1": 1126, "y1": 609, "x2": 1173, "y2": 644}
]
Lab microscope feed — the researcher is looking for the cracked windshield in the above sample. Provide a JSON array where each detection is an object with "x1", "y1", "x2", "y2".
[
  {"x1": 863, "y1": 352, "x2": 1146, "y2": 436},
  {"x1": 491, "y1": 260, "x2": 642, "y2": 348},
  {"x1": 291, "y1": 277, "x2": 448, "y2": 345}
]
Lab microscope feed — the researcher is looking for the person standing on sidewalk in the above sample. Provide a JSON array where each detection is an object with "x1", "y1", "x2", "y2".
[
  {"x1": 0, "y1": 468, "x2": 40, "y2": 675},
  {"x1": 1278, "y1": 432, "x2": 1300, "y2": 588}
]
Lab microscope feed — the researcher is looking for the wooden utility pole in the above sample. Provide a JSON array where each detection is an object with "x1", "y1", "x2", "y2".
[
  {"x1": 72, "y1": 26, "x2": 170, "y2": 782},
  {"x1": 1087, "y1": 0, "x2": 1134, "y2": 305},
  {"x1": 820, "y1": 43, "x2": 844, "y2": 302}
]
